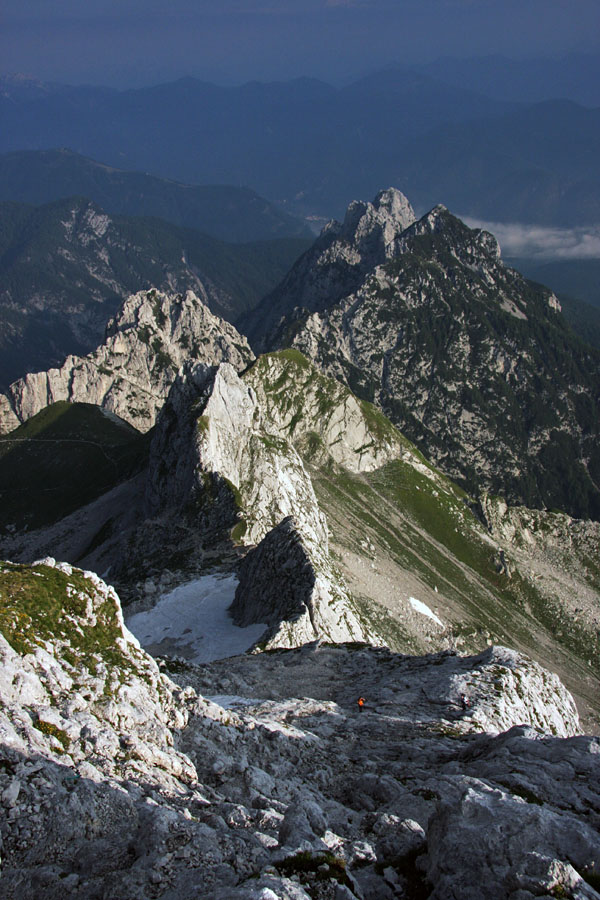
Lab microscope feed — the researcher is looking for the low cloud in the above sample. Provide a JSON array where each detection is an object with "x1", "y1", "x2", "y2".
[{"x1": 463, "y1": 218, "x2": 600, "y2": 261}]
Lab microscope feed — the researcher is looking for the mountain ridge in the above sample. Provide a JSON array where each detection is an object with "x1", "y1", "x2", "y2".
[
  {"x1": 1, "y1": 73, "x2": 596, "y2": 225},
  {"x1": 247, "y1": 191, "x2": 600, "y2": 521},
  {"x1": 0, "y1": 195, "x2": 309, "y2": 388},
  {"x1": 0, "y1": 148, "x2": 312, "y2": 240}
]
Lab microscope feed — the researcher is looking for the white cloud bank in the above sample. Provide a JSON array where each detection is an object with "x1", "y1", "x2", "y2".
[{"x1": 463, "y1": 218, "x2": 600, "y2": 261}]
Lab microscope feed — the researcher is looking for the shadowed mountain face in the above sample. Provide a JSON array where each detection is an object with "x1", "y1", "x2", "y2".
[
  {"x1": 246, "y1": 192, "x2": 600, "y2": 521},
  {"x1": 0, "y1": 148, "x2": 312, "y2": 241},
  {"x1": 0, "y1": 196, "x2": 309, "y2": 389},
  {"x1": 0, "y1": 402, "x2": 150, "y2": 532},
  {"x1": 0, "y1": 72, "x2": 597, "y2": 225}
]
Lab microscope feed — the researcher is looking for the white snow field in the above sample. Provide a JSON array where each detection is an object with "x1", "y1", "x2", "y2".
[
  {"x1": 126, "y1": 574, "x2": 267, "y2": 663},
  {"x1": 409, "y1": 595, "x2": 444, "y2": 627}
]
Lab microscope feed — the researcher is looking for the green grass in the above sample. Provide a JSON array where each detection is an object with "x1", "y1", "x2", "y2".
[
  {"x1": 32, "y1": 718, "x2": 71, "y2": 751},
  {"x1": 0, "y1": 561, "x2": 134, "y2": 677},
  {"x1": 312, "y1": 452, "x2": 600, "y2": 679},
  {"x1": 0, "y1": 401, "x2": 151, "y2": 530}
]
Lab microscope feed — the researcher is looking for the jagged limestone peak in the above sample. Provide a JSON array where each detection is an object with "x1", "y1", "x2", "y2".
[
  {"x1": 0, "y1": 288, "x2": 254, "y2": 434},
  {"x1": 337, "y1": 186, "x2": 416, "y2": 252},
  {"x1": 242, "y1": 187, "x2": 416, "y2": 348},
  {"x1": 398, "y1": 202, "x2": 501, "y2": 262},
  {"x1": 253, "y1": 197, "x2": 600, "y2": 521},
  {"x1": 231, "y1": 515, "x2": 378, "y2": 649},
  {"x1": 143, "y1": 361, "x2": 379, "y2": 647}
]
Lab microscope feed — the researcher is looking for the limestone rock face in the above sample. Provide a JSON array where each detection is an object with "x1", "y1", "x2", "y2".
[
  {"x1": 425, "y1": 779, "x2": 600, "y2": 900},
  {"x1": 242, "y1": 187, "x2": 415, "y2": 347},
  {"x1": 250, "y1": 196, "x2": 600, "y2": 520},
  {"x1": 0, "y1": 558, "x2": 195, "y2": 784},
  {"x1": 146, "y1": 362, "x2": 328, "y2": 548},
  {"x1": 243, "y1": 351, "x2": 405, "y2": 473},
  {"x1": 231, "y1": 516, "x2": 376, "y2": 649},
  {"x1": 0, "y1": 558, "x2": 598, "y2": 900},
  {"x1": 144, "y1": 362, "x2": 376, "y2": 647},
  {"x1": 0, "y1": 288, "x2": 253, "y2": 434}
]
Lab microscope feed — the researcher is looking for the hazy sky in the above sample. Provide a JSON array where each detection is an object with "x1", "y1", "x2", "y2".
[{"x1": 2, "y1": 0, "x2": 600, "y2": 87}]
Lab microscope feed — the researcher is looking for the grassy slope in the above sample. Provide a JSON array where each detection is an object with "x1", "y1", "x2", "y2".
[
  {"x1": 0, "y1": 402, "x2": 150, "y2": 531},
  {"x1": 311, "y1": 459, "x2": 600, "y2": 728}
]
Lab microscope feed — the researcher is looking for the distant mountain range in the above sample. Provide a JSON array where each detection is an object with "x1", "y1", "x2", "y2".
[
  {"x1": 1, "y1": 69, "x2": 598, "y2": 225},
  {"x1": 0, "y1": 195, "x2": 309, "y2": 388},
  {"x1": 413, "y1": 53, "x2": 600, "y2": 107},
  {"x1": 0, "y1": 149, "x2": 311, "y2": 242}
]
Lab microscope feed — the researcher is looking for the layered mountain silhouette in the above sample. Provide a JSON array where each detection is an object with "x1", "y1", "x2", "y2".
[
  {"x1": 0, "y1": 195, "x2": 309, "y2": 388},
  {"x1": 1, "y1": 71, "x2": 598, "y2": 224},
  {"x1": 0, "y1": 148, "x2": 311, "y2": 241}
]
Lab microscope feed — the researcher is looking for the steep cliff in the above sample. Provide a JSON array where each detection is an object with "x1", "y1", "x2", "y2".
[{"x1": 144, "y1": 362, "x2": 376, "y2": 647}]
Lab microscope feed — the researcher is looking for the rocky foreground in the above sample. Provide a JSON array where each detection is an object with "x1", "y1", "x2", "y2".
[{"x1": 0, "y1": 559, "x2": 599, "y2": 899}]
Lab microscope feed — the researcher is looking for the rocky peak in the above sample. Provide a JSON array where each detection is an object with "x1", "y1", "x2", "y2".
[
  {"x1": 0, "y1": 288, "x2": 254, "y2": 434},
  {"x1": 243, "y1": 350, "x2": 407, "y2": 473},
  {"x1": 241, "y1": 187, "x2": 415, "y2": 348},
  {"x1": 251, "y1": 193, "x2": 600, "y2": 520},
  {"x1": 398, "y1": 203, "x2": 502, "y2": 265},
  {"x1": 334, "y1": 186, "x2": 416, "y2": 254},
  {"x1": 146, "y1": 361, "x2": 328, "y2": 549}
]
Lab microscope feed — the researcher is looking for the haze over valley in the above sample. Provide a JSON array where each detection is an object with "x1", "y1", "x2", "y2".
[{"x1": 0, "y1": 5, "x2": 599, "y2": 898}]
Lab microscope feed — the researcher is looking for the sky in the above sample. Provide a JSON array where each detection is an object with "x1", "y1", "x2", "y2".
[{"x1": 2, "y1": 0, "x2": 600, "y2": 87}]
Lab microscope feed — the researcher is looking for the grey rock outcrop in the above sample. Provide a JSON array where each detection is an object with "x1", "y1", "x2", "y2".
[
  {"x1": 0, "y1": 558, "x2": 598, "y2": 900},
  {"x1": 144, "y1": 362, "x2": 375, "y2": 647},
  {"x1": 0, "y1": 558, "x2": 196, "y2": 784},
  {"x1": 0, "y1": 288, "x2": 253, "y2": 433},
  {"x1": 231, "y1": 516, "x2": 376, "y2": 649},
  {"x1": 480, "y1": 495, "x2": 600, "y2": 669},
  {"x1": 146, "y1": 362, "x2": 328, "y2": 548},
  {"x1": 250, "y1": 194, "x2": 600, "y2": 520}
]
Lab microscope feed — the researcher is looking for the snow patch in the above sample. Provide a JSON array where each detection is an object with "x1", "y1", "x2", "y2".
[
  {"x1": 409, "y1": 596, "x2": 444, "y2": 628},
  {"x1": 207, "y1": 695, "x2": 260, "y2": 710},
  {"x1": 126, "y1": 574, "x2": 267, "y2": 663}
]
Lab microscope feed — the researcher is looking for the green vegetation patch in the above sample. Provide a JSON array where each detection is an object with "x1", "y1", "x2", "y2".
[
  {"x1": 266, "y1": 348, "x2": 312, "y2": 369},
  {"x1": 0, "y1": 561, "x2": 131, "y2": 676},
  {"x1": 0, "y1": 401, "x2": 151, "y2": 530},
  {"x1": 32, "y1": 718, "x2": 70, "y2": 751}
]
